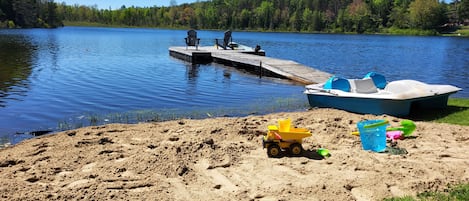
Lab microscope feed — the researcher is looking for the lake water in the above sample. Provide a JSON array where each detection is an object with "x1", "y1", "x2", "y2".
[{"x1": 1, "y1": 27, "x2": 468, "y2": 144}]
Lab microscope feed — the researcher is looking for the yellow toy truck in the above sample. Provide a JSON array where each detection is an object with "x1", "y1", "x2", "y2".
[{"x1": 262, "y1": 119, "x2": 312, "y2": 157}]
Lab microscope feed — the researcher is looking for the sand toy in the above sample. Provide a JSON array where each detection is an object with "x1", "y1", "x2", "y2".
[
  {"x1": 317, "y1": 148, "x2": 331, "y2": 157},
  {"x1": 351, "y1": 119, "x2": 415, "y2": 137},
  {"x1": 386, "y1": 120, "x2": 415, "y2": 137},
  {"x1": 386, "y1": 130, "x2": 404, "y2": 142},
  {"x1": 262, "y1": 119, "x2": 312, "y2": 158}
]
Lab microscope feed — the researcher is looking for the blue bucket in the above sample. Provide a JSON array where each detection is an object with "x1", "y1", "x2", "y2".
[{"x1": 357, "y1": 119, "x2": 388, "y2": 152}]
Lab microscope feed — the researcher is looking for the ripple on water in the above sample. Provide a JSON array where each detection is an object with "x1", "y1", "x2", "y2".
[{"x1": 0, "y1": 27, "x2": 468, "y2": 144}]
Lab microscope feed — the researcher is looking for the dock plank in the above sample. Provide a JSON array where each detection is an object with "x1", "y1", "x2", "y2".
[{"x1": 169, "y1": 46, "x2": 332, "y2": 84}]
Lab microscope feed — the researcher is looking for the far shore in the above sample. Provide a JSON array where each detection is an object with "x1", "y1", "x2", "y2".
[{"x1": 60, "y1": 22, "x2": 469, "y2": 37}]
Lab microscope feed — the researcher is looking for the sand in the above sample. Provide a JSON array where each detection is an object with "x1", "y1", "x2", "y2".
[{"x1": 0, "y1": 108, "x2": 468, "y2": 201}]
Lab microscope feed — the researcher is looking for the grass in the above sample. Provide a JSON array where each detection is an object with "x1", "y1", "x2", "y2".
[
  {"x1": 408, "y1": 98, "x2": 469, "y2": 126},
  {"x1": 382, "y1": 27, "x2": 439, "y2": 36},
  {"x1": 442, "y1": 26, "x2": 469, "y2": 37},
  {"x1": 384, "y1": 183, "x2": 469, "y2": 201},
  {"x1": 378, "y1": 26, "x2": 469, "y2": 37},
  {"x1": 455, "y1": 26, "x2": 469, "y2": 37},
  {"x1": 434, "y1": 98, "x2": 469, "y2": 125}
]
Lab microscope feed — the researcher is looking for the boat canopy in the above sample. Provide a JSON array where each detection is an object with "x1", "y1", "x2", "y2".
[
  {"x1": 323, "y1": 76, "x2": 350, "y2": 92},
  {"x1": 364, "y1": 72, "x2": 387, "y2": 89},
  {"x1": 323, "y1": 72, "x2": 387, "y2": 93}
]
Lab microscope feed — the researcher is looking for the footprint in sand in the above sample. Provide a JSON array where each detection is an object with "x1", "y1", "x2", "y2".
[
  {"x1": 351, "y1": 187, "x2": 375, "y2": 201},
  {"x1": 66, "y1": 179, "x2": 90, "y2": 188},
  {"x1": 82, "y1": 162, "x2": 96, "y2": 172},
  {"x1": 194, "y1": 159, "x2": 239, "y2": 193}
]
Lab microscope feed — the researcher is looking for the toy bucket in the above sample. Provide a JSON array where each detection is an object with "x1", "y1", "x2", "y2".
[
  {"x1": 278, "y1": 119, "x2": 291, "y2": 132},
  {"x1": 357, "y1": 120, "x2": 388, "y2": 152}
]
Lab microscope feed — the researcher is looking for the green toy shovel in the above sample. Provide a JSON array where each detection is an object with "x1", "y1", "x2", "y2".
[{"x1": 386, "y1": 120, "x2": 416, "y2": 137}]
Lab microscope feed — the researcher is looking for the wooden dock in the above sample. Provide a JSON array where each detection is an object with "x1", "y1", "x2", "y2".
[{"x1": 169, "y1": 46, "x2": 331, "y2": 85}]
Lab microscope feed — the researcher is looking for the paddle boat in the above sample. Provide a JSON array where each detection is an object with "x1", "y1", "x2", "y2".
[{"x1": 304, "y1": 72, "x2": 461, "y2": 116}]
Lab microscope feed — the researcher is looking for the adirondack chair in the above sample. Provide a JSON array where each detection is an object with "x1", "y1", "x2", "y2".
[
  {"x1": 185, "y1": 29, "x2": 200, "y2": 50},
  {"x1": 215, "y1": 30, "x2": 233, "y2": 50}
]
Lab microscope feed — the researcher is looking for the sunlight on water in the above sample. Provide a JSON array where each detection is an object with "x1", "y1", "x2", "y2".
[{"x1": 0, "y1": 27, "x2": 467, "y2": 145}]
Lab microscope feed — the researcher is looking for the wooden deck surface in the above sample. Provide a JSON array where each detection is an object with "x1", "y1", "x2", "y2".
[{"x1": 169, "y1": 46, "x2": 332, "y2": 84}]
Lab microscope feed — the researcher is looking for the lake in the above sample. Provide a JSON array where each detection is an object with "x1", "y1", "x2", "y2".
[{"x1": 1, "y1": 27, "x2": 468, "y2": 145}]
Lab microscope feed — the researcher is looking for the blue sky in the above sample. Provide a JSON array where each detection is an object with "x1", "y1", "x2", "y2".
[{"x1": 59, "y1": 0, "x2": 200, "y2": 9}]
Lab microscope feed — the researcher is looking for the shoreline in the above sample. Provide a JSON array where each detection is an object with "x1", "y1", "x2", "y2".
[
  {"x1": 1, "y1": 108, "x2": 468, "y2": 200},
  {"x1": 60, "y1": 23, "x2": 469, "y2": 37},
  {"x1": 4, "y1": 97, "x2": 469, "y2": 149},
  {"x1": 2, "y1": 97, "x2": 468, "y2": 149}
]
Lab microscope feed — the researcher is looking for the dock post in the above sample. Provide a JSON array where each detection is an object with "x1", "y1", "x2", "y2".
[{"x1": 259, "y1": 61, "x2": 262, "y2": 78}]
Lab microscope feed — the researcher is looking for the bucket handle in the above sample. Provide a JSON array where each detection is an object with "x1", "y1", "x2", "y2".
[{"x1": 363, "y1": 120, "x2": 389, "y2": 129}]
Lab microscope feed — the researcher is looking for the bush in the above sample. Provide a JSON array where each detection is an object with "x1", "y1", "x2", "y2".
[
  {"x1": 382, "y1": 27, "x2": 438, "y2": 36},
  {"x1": 7, "y1": 20, "x2": 15, "y2": 28}
]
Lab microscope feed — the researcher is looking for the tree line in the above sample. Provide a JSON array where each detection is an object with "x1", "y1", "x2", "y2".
[
  {"x1": 0, "y1": 0, "x2": 62, "y2": 28},
  {"x1": 1, "y1": 0, "x2": 468, "y2": 34}
]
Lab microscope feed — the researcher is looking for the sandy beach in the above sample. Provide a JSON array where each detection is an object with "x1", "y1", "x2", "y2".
[{"x1": 0, "y1": 108, "x2": 468, "y2": 200}]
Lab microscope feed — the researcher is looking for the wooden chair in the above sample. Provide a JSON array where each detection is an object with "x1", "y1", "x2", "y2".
[
  {"x1": 185, "y1": 29, "x2": 200, "y2": 50},
  {"x1": 215, "y1": 30, "x2": 233, "y2": 50}
]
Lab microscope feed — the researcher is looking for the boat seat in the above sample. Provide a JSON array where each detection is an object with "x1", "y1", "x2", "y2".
[
  {"x1": 364, "y1": 72, "x2": 387, "y2": 89},
  {"x1": 349, "y1": 78, "x2": 378, "y2": 94},
  {"x1": 323, "y1": 76, "x2": 351, "y2": 92}
]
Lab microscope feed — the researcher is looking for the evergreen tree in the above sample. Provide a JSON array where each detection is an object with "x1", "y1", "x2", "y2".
[
  {"x1": 409, "y1": 0, "x2": 446, "y2": 29},
  {"x1": 1, "y1": 0, "x2": 455, "y2": 33},
  {"x1": 458, "y1": 0, "x2": 469, "y2": 24},
  {"x1": 0, "y1": 0, "x2": 62, "y2": 28}
]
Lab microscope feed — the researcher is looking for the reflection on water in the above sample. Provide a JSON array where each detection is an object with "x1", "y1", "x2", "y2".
[
  {"x1": 186, "y1": 63, "x2": 200, "y2": 80},
  {"x1": 0, "y1": 27, "x2": 468, "y2": 147},
  {"x1": 0, "y1": 35, "x2": 34, "y2": 107},
  {"x1": 0, "y1": 27, "x2": 310, "y2": 146}
]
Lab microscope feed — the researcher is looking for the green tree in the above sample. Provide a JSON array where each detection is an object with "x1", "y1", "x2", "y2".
[
  {"x1": 255, "y1": 1, "x2": 274, "y2": 30},
  {"x1": 44, "y1": 0, "x2": 61, "y2": 27},
  {"x1": 39, "y1": 0, "x2": 454, "y2": 34},
  {"x1": 389, "y1": 5, "x2": 410, "y2": 28},
  {"x1": 203, "y1": 5, "x2": 217, "y2": 29},
  {"x1": 13, "y1": 0, "x2": 38, "y2": 27},
  {"x1": 167, "y1": 6, "x2": 178, "y2": 26},
  {"x1": 239, "y1": 8, "x2": 251, "y2": 28},
  {"x1": 302, "y1": 7, "x2": 313, "y2": 31},
  {"x1": 458, "y1": 0, "x2": 469, "y2": 24},
  {"x1": 312, "y1": 10, "x2": 324, "y2": 31},
  {"x1": 370, "y1": 0, "x2": 392, "y2": 27},
  {"x1": 181, "y1": 6, "x2": 195, "y2": 27},
  {"x1": 347, "y1": 0, "x2": 373, "y2": 33},
  {"x1": 289, "y1": 11, "x2": 302, "y2": 31},
  {"x1": 409, "y1": 0, "x2": 446, "y2": 29},
  {"x1": 335, "y1": 8, "x2": 348, "y2": 32}
]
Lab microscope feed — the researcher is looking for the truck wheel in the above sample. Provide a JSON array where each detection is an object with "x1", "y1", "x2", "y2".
[
  {"x1": 289, "y1": 143, "x2": 303, "y2": 155},
  {"x1": 267, "y1": 144, "x2": 281, "y2": 158}
]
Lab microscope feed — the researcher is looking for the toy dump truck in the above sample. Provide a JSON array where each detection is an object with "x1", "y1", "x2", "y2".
[{"x1": 262, "y1": 119, "x2": 312, "y2": 157}]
